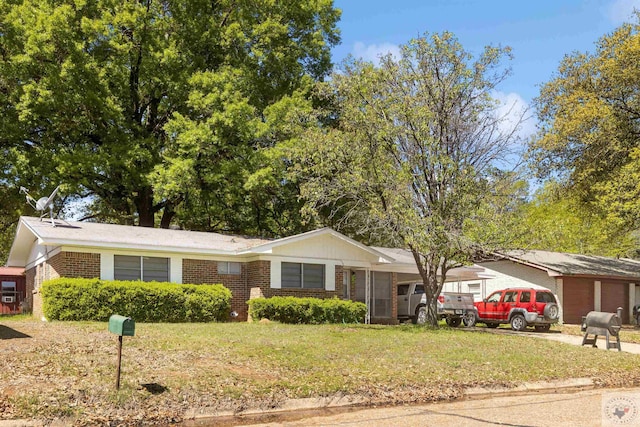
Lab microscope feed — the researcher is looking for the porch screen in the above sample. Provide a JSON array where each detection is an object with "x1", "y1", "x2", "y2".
[
  {"x1": 372, "y1": 272, "x2": 392, "y2": 318},
  {"x1": 281, "y1": 262, "x2": 325, "y2": 289},
  {"x1": 114, "y1": 255, "x2": 169, "y2": 282}
]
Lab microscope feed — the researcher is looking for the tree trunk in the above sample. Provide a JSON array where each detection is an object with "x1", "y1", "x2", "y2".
[
  {"x1": 423, "y1": 268, "x2": 441, "y2": 326},
  {"x1": 159, "y1": 202, "x2": 175, "y2": 229},
  {"x1": 135, "y1": 186, "x2": 155, "y2": 227},
  {"x1": 411, "y1": 248, "x2": 445, "y2": 327}
]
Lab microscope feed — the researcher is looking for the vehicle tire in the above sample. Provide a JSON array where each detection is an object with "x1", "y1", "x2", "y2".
[
  {"x1": 446, "y1": 317, "x2": 461, "y2": 327},
  {"x1": 486, "y1": 322, "x2": 499, "y2": 328},
  {"x1": 510, "y1": 314, "x2": 527, "y2": 331},
  {"x1": 543, "y1": 303, "x2": 559, "y2": 321},
  {"x1": 534, "y1": 324, "x2": 551, "y2": 333},
  {"x1": 415, "y1": 306, "x2": 427, "y2": 325},
  {"x1": 463, "y1": 311, "x2": 476, "y2": 327}
]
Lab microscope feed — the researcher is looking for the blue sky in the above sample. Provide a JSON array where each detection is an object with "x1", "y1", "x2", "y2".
[{"x1": 331, "y1": 0, "x2": 640, "y2": 137}]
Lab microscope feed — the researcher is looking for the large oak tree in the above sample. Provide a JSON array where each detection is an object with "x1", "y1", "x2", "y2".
[{"x1": 0, "y1": 0, "x2": 339, "y2": 233}]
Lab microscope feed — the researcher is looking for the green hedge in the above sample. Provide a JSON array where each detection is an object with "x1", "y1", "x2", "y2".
[
  {"x1": 41, "y1": 278, "x2": 231, "y2": 322},
  {"x1": 247, "y1": 296, "x2": 366, "y2": 324}
]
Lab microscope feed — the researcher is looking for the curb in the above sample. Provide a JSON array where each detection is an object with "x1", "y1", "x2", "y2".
[
  {"x1": 184, "y1": 394, "x2": 368, "y2": 420},
  {"x1": 183, "y1": 378, "x2": 597, "y2": 423},
  {"x1": 464, "y1": 377, "x2": 595, "y2": 399},
  {"x1": 0, "y1": 378, "x2": 598, "y2": 426}
]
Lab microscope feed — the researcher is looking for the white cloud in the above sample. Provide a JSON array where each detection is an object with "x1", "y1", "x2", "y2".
[
  {"x1": 608, "y1": 0, "x2": 640, "y2": 24},
  {"x1": 492, "y1": 91, "x2": 537, "y2": 143},
  {"x1": 352, "y1": 41, "x2": 401, "y2": 64}
]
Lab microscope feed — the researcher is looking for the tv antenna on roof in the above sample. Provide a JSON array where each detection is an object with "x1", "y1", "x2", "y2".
[{"x1": 19, "y1": 185, "x2": 60, "y2": 227}]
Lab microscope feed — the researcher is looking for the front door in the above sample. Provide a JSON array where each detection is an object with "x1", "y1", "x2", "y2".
[{"x1": 477, "y1": 290, "x2": 502, "y2": 320}]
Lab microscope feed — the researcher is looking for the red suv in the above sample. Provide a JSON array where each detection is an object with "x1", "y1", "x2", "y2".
[{"x1": 471, "y1": 288, "x2": 560, "y2": 332}]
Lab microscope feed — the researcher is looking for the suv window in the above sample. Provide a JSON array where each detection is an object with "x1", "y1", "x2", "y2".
[
  {"x1": 536, "y1": 292, "x2": 556, "y2": 303},
  {"x1": 520, "y1": 291, "x2": 531, "y2": 303},
  {"x1": 414, "y1": 285, "x2": 425, "y2": 294},
  {"x1": 486, "y1": 292, "x2": 501, "y2": 303},
  {"x1": 397, "y1": 284, "x2": 410, "y2": 296},
  {"x1": 503, "y1": 291, "x2": 517, "y2": 303}
]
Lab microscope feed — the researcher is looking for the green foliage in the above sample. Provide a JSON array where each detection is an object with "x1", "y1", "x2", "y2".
[
  {"x1": 293, "y1": 32, "x2": 519, "y2": 325},
  {"x1": 1, "y1": 0, "x2": 340, "y2": 234},
  {"x1": 531, "y1": 15, "x2": 640, "y2": 234},
  {"x1": 247, "y1": 296, "x2": 366, "y2": 324},
  {"x1": 514, "y1": 182, "x2": 638, "y2": 257},
  {"x1": 41, "y1": 278, "x2": 231, "y2": 322}
]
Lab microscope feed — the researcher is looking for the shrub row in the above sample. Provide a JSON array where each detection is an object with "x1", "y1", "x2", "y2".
[
  {"x1": 41, "y1": 278, "x2": 231, "y2": 322},
  {"x1": 247, "y1": 296, "x2": 366, "y2": 324}
]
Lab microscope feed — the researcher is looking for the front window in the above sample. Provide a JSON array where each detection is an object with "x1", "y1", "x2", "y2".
[
  {"x1": 520, "y1": 291, "x2": 531, "y2": 303},
  {"x1": 282, "y1": 262, "x2": 325, "y2": 289},
  {"x1": 414, "y1": 285, "x2": 425, "y2": 294},
  {"x1": 486, "y1": 292, "x2": 501, "y2": 303},
  {"x1": 218, "y1": 261, "x2": 241, "y2": 275},
  {"x1": 114, "y1": 255, "x2": 169, "y2": 282}
]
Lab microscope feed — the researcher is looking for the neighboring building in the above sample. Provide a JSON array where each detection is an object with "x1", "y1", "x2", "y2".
[
  {"x1": 7, "y1": 216, "x2": 483, "y2": 323},
  {"x1": 0, "y1": 267, "x2": 26, "y2": 314},
  {"x1": 444, "y1": 251, "x2": 640, "y2": 324}
]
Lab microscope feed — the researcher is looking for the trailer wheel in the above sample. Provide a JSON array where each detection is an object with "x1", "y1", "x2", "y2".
[{"x1": 446, "y1": 317, "x2": 461, "y2": 327}]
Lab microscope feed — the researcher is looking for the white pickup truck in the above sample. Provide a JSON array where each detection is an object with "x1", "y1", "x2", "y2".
[{"x1": 397, "y1": 281, "x2": 476, "y2": 326}]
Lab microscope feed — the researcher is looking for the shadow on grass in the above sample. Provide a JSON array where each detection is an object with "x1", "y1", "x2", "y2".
[{"x1": 0, "y1": 324, "x2": 31, "y2": 339}]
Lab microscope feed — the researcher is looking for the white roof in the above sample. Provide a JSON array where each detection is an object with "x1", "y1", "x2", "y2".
[{"x1": 7, "y1": 217, "x2": 392, "y2": 266}]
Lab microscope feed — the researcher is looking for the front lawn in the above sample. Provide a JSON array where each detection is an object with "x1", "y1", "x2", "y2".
[{"x1": 1, "y1": 318, "x2": 639, "y2": 425}]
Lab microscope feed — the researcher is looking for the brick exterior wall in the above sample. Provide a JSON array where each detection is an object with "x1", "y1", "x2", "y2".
[
  {"x1": 49, "y1": 252, "x2": 100, "y2": 279},
  {"x1": 391, "y1": 272, "x2": 398, "y2": 320},
  {"x1": 183, "y1": 259, "x2": 249, "y2": 321},
  {"x1": 247, "y1": 260, "x2": 270, "y2": 297},
  {"x1": 25, "y1": 251, "x2": 384, "y2": 323},
  {"x1": 28, "y1": 251, "x2": 100, "y2": 319}
]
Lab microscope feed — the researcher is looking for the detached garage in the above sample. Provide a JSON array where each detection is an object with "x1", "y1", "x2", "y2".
[{"x1": 491, "y1": 251, "x2": 640, "y2": 325}]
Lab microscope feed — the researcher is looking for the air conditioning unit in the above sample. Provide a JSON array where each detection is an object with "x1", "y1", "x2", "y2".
[{"x1": 2, "y1": 296, "x2": 15, "y2": 303}]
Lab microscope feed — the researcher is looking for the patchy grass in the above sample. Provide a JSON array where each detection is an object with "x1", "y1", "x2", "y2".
[{"x1": 1, "y1": 319, "x2": 640, "y2": 425}]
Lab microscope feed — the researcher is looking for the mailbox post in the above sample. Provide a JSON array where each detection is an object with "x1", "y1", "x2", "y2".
[{"x1": 108, "y1": 315, "x2": 135, "y2": 390}]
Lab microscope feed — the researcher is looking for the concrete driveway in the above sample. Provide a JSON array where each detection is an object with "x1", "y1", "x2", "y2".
[{"x1": 474, "y1": 327, "x2": 640, "y2": 354}]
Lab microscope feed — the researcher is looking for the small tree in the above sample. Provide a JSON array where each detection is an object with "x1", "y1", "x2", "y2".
[{"x1": 295, "y1": 33, "x2": 521, "y2": 326}]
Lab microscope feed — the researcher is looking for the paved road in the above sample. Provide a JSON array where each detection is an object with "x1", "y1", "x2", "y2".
[{"x1": 229, "y1": 387, "x2": 640, "y2": 427}]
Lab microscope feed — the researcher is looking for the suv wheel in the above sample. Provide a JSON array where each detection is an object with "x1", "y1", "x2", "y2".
[
  {"x1": 510, "y1": 314, "x2": 527, "y2": 331},
  {"x1": 544, "y1": 303, "x2": 559, "y2": 321},
  {"x1": 463, "y1": 311, "x2": 476, "y2": 327},
  {"x1": 415, "y1": 306, "x2": 427, "y2": 325}
]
